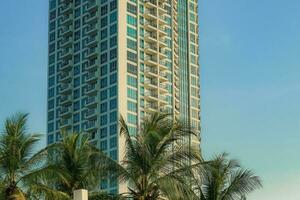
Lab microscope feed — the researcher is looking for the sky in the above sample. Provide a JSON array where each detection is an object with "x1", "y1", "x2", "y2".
[{"x1": 0, "y1": 0, "x2": 299, "y2": 199}]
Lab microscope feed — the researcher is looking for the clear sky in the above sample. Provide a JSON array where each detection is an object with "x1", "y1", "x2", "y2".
[{"x1": 0, "y1": 0, "x2": 299, "y2": 199}]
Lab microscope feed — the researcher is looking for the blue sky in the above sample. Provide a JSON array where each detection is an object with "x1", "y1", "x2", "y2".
[{"x1": 0, "y1": 0, "x2": 299, "y2": 199}]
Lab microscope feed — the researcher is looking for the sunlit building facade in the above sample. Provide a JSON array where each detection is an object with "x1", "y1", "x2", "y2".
[{"x1": 47, "y1": 0, "x2": 200, "y2": 194}]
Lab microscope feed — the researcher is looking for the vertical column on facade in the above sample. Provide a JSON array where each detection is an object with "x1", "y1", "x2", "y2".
[
  {"x1": 144, "y1": 0, "x2": 169, "y2": 115},
  {"x1": 82, "y1": 0, "x2": 99, "y2": 142},
  {"x1": 59, "y1": 0, "x2": 74, "y2": 132}
]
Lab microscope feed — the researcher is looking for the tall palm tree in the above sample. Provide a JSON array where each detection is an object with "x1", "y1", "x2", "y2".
[
  {"x1": 118, "y1": 112, "x2": 202, "y2": 200},
  {"x1": 0, "y1": 113, "x2": 50, "y2": 200},
  {"x1": 192, "y1": 153, "x2": 262, "y2": 200},
  {"x1": 38, "y1": 131, "x2": 119, "y2": 199}
]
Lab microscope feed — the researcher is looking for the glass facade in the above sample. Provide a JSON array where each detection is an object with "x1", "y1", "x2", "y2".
[{"x1": 47, "y1": 0, "x2": 200, "y2": 194}]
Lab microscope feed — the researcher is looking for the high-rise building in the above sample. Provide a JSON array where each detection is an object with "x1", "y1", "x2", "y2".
[{"x1": 47, "y1": 0, "x2": 200, "y2": 194}]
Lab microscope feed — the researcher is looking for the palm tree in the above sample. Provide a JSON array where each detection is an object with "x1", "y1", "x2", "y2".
[
  {"x1": 38, "y1": 131, "x2": 119, "y2": 199},
  {"x1": 117, "y1": 112, "x2": 202, "y2": 200},
  {"x1": 192, "y1": 153, "x2": 262, "y2": 200},
  {"x1": 0, "y1": 113, "x2": 50, "y2": 200}
]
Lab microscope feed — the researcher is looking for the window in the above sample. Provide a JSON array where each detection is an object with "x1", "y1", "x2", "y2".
[
  {"x1": 48, "y1": 88, "x2": 54, "y2": 98},
  {"x1": 110, "y1": 12, "x2": 117, "y2": 23},
  {"x1": 127, "y1": 88, "x2": 137, "y2": 100},
  {"x1": 110, "y1": 24, "x2": 117, "y2": 35},
  {"x1": 127, "y1": 101, "x2": 137, "y2": 112},
  {"x1": 101, "y1": 5, "x2": 108, "y2": 16},
  {"x1": 47, "y1": 134, "x2": 54, "y2": 144},
  {"x1": 74, "y1": 77, "x2": 80, "y2": 87},
  {"x1": 73, "y1": 113, "x2": 80, "y2": 123},
  {"x1": 100, "y1": 90, "x2": 107, "y2": 100},
  {"x1": 127, "y1": 27, "x2": 137, "y2": 38},
  {"x1": 49, "y1": 65, "x2": 55, "y2": 76},
  {"x1": 110, "y1": 36, "x2": 117, "y2": 47},
  {"x1": 110, "y1": 86, "x2": 117, "y2": 97},
  {"x1": 100, "y1": 128, "x2": 107, "y2": 138},
  {"x1": 110, "y1": 111, "x2": 117, "y2": 122},
  {"x1": 101, "y1": 16, "x2": 108, "y2": 27},
  {"x1": 101, "y1": 53, "x2": 107, "y2": 64},
  {"x1": 127, "y1": 75, "x2": 137, "y2": 87},
  {"x1": 110, "y1": 124, "x2": 117, "y2": 135},
  {"x1": 127, "y1": 113, "x2": 137, "y2": 124},
  {"x1": 110, "y1": 61, "x2": 117, "y2": 72},
  {"x1": 127, "y1": 63, "x2": 137, "y2": 75},
  {"x1": 101, "y1": 29, "x2": 108, "y2": 39},
  {"x1": 48, "y1": 123, "x2": 54, "y2": 132},
  {"x1": 100, "y1": 77, "x2": 108, "y2": 88},
  {"x1": 110, "y1": 48, "x2": 117, "y2": 59},
  {"x1": 127, "y1": 15, "x2": 137, "y2": 26},
  {"x1": 100, "y1": 102, "x2": 108, "y2": 113},
  {"x1": 127, "y1": 3, "x2": 137, "y2": 14},
  {"x1": 48, "y1": 99, "x2": 54, "y2": 110},
  {"x1": 73, "y1": 101, "x2": 80, "y2": 111},
  {"x1": 127, "y1": 39, "x2": 137, "y2": 50},
  {"x1": 48, "y1": 77, "x2": 55, "y2": 87},
  {"x1": 49, "y1": 21, "x2": 55, "y2": 32},
  {"x1": 110, "y1": 73, "x2": 117, "y2": 84},
  {"x1": 101, "y1": 41, "x2": 107, "y2": 51},
  {"x1": 100, "y1": 140, "x2": 107, "y2": 151},
  {"x1": 127, "y1": 51, "x2": 137, "y2": 62},
  {"x1": 101, "y1": 65, "x2": 108, "y2": 76},
  {"x1": 110, "y1": 98, "x2": 117, "y2": 109},
  {"x1": 100, "y1": 115, "x2": 108, "y2": 126},
  {"x1": 110, "y1": 0, "x2": 117, "y2": 11},
  {"x1": 110, "y1": 137, "x2": 117, "y2": 148}
]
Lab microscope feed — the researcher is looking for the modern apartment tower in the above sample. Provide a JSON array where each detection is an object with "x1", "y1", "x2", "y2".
[{"x1": 47, "y1": 0, "x2": 200, "y2": 194}]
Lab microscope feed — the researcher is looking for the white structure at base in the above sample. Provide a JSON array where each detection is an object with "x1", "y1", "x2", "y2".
[{"x1": 73, "y1": 189, "x2": 88, "y2": 200}]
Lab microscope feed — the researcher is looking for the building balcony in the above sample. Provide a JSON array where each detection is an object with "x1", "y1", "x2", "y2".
[
  {"x1": 145, "y1": 103, "x2": 159, "y2": 113},
  {"x1": 144, "y1": 9, "x2": 157, "y2": 19},
  {"x1": 61, "y1": 37, "x2": 72, "y2": 47},
  {"x1": 144, "y1": 21, "x2": 157, "y2": 32},
  {"x1": 85, "y1": 96, "x2": 97, "y2": 108},
  {"x1": 61, "y1": 59, "x2": 72, "y2": 71},
  {"x1": 86, "y1": 58, "x2": 98, "y2": 71},
  {"x1": 60, "y1": 94, "x2": 72, "y2": 106},
  {"x1": 145, "y1": 79, "x2": 158, "y2": 90},
  {"x1": 60, "y1": 106, "x2": 72, "y2": 118},
  {"x1": 145, "y1": 0, "x2": 157, "y2": 8},
  {"x1": 61, "y1": 47, "x2": 72, "y2": 59},
  {"x1": 159, "y1": 71, "x2": 168, "y2": 81},
  {"x1": 145, "y1": 66, "x2": 158, "y2": 78},
  {"x1": 61, "y1": 14, "x2": 73, "y2": 25},
  {"x1": 84, "y1": 120, "x2": 97, "y2": 132},
  {"x1": 61, "y1": 25, "x2": 73, "y2": 36},
  {"x1": 61, "y1": 4, "x2": 73, "y2": 14},
  {"x1": 145, "y1": 90, "x2": 158, "y2": 102},
  {"x1": 85, "y1": 84, "x2": 97, "y2": 96},
  {"x1": 84, "y1": 108, "x2": 97, "y2": 120},
  {"x1": 144, "y1": 43, "x2": 157, "y2": 55},
  {"x1": 85, "y1": 70, "x2": 98, "y2": 83},
  {"x1": 60, "y1": 83, "x2": 72, "y2": 94},
  {"x1": 86, "y1": 46, "x2": 98, "y2": 59},
  {"x1": 144, "y1": 55, "x2": 158, "y2": 66},
  {"x1": 159, "y1": 95, "x2": 168, "y2": 105},
  {"x1": 59, "y1": 71, "x2": 72, "y2": 83},
  {"x1": 60, "y1": 119, "x2": 72, "y2": 129},
  {"x1": 159, "y1": 38, "x2": 167, "y2": 48},
  {"x1": 144, "y1": 32, "x2": 157, "y2": 44},
  {"x1": 85, "y1": 12, "x2": 98, "y2": 24},
  {"x1": 85, "y1": 24, "x2": 98, "y2": 35},
  {"x1": 86, "y1": 35, "x2": 98, "y2": 47},
  {"x1": 86, "y1": 0, "x2": 97, "y2": 12},
  {"x1": 159, "y1": 60, "x2": 168, "y2": 71},
  {"x1": 159, "y1": 83, "x2": 168, "y2": 93}
]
